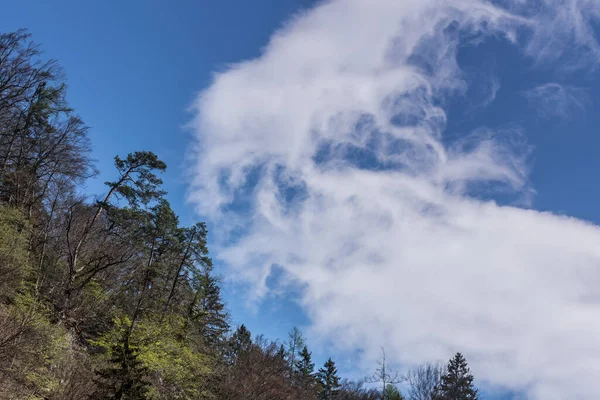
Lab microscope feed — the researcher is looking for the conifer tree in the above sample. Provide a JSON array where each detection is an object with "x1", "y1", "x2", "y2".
[
  {"x1": 276, "y1": 343, "x2": 287, "y2": 361},
  {"x1": 94, "y1": 323, "x2": 150, "y2": 400},
  {"x1": 192, "y1": 270, "x2": 230, "y2": 344},
  {"x1": 317, "y1": 358, "x2": 341, "y2": 400},
  {"x1": 384, "y1": 384, "x2": 405, "y2": 400},
  {"x1": 433, "y1": 353, "x2": 479, "y2": 400},
  {"x1": 226, "y1": 324, "x2": 252, "y2": 364},
  {"x1": 233, "y1": 324, "x2": 252, "y2": 350},
  {"x1": 296, "y1": 345, "x2": 315, "y2": 376},
  {"x1": 294, "y1": 345, "x2": 318, "y2": 396}
]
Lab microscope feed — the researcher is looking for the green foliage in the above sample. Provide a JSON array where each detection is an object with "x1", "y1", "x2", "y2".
[
  {"x1": 226, "y1": 324, "x2": 253, "y2": 364},
  {"x1": 89, "y1": 321, "x2": 138, "y2": 398},
  {"x1": 135, "y1": 316, "x2": 213, "y2": 399},
  {"x1": 294, "y1": 345, "x2": 317, "y2": 395},
  {"x1": 0, "y1": 293, "x2": 89, "y2": 400},
  {"x1": 384, "y1": 384, "x2": 405, "y2": 400},
  {"x1": 0, "y1": 206, "x2": 30, "y2": 299},
  {"x1": 92, "y1": 315, "x2": 213, "y2": 399},
  {"x1": 317, "y1": 358, "x2": 341, "y2": 400},
  {"x1": 433, "y1": 353, "x2": 479, "y2": 400},
  {"x1": 91, "y1": 316, "x2": 151, "y2": 400},
  {"x1": 106, "y1": 151, "x2": 167, "y2": 208},
  {"x1": 190, "y1": 270, "x2": 229, "y2": 344},
  {"x1": 296, "y1": 346, "x2": 315, "y2": 376},
  {"x1": 276, "y1": 344, "x2": 286, "y2": 361}
]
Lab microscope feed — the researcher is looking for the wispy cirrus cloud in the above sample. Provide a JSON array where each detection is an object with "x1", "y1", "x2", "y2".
[
  {"x1": 523, "y1": 82, "x2": 590, "y2": 120},
  {"x1": 518, "y1": 0, "x2": 600, "y2": 69},
  {"x1": 188, "y1": 1, "x2": 600, "y2": 399}
]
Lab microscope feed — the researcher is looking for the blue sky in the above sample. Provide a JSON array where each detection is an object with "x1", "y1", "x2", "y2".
[{"x1": 4, "y1": 1, "x2": 600, "y2": 399}]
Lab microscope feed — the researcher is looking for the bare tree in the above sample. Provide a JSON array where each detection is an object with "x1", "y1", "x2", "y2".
[
  {"x1": 365, "y1": 347, "x2": 403, "y2": 400},
  {"x1": 405, "y1": 362, "x2": 445, "y2": 400},
  {"x1": 217, "y1": 335, "x2": 313, "y2": 400},
  {"x1": 0, "y1": 30, "x2": 94, "y2": 216},
  {"x1": 336, "y1": 380, "x2": 380, "y2": 400},
  {"x1": 286, "y1": 326, "x2": 305, "y2": 373}
]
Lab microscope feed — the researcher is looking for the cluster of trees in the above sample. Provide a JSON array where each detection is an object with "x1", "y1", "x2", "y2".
[
  {"x1": 217, "y1": 324, "x2": 479, "y2": 400},
  {"x1": 0, "y1": 29, "x2": 482, "y2": 400}
]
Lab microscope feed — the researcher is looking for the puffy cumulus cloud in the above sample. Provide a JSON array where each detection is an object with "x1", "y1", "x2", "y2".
[{"x1": 188, "y1": 0, "x2": 600, "y2": 399}]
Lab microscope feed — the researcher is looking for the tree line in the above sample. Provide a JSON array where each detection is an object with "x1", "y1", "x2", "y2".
[{"x1": 0, "y1": 29, "x2": 481, "y2": 400}]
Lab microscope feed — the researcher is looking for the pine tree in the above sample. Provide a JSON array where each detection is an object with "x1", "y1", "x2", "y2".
[
  {"x1": 433, "y1": 353, "x2": 479, "y2": 400},
  {"x1": 317, "y1": 358, "x2": 341, "y2": 400},
  {"x1": 384, "y1": 384, "x2": 405, "y2": 400},
  {"x1": 294, "y1": 345, "x2": 317, "y2": 396},
  {"x1": 226, "y1": 324, "x2": 253, "y2": 364},
  {"x1": 295, "y1": 345, "x2": 315, "y2": 376},
  {"x1": 276, "y1": 343, "x2": 287, "y2": 361},
  {"x1": 94, "y1": 328, "x2": 150, "y2": 400},
  {"x1": 191, "y1": 270, "x2": 230, "y2": 344}
]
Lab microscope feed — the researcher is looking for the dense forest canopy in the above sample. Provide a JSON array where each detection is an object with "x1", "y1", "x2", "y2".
[{"x1": 0, "y1": 29, "x2": 481, "y2": 400}]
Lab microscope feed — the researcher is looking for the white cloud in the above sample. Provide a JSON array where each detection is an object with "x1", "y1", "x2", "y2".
[
  {"x1": 188, "y1": 0, "x2": 600, "y2": 399},
  {"x1": 523, "y1": 82, "x2": 590, "y2": 120},
  {"x1": 518, "y1": 0, "x2": 600, "y2": 69}
]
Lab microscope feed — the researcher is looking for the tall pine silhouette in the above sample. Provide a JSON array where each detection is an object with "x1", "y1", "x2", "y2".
[
  {"x1": 295, "y1": 345, "x2": 317, "y2": 395},
  {"x1": 317, "y1": 358, "x2": 341, "y2": 400},
  {"x1": 296, "y1": 346, "x2": 315, "y2": 376},
  {"x1": 433, "y1": 353, "x2": 479, "y2": 400}
]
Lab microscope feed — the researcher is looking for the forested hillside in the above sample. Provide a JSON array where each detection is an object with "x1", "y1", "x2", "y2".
[{"x1": 0, "y1": 29, "x2": 480, "y2": 400}]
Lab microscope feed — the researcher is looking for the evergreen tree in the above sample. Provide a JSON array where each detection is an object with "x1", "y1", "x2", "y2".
[
  {"x1": 94, "y1": 324, "x2": 150, "y2": 400},
  {"x1": 226, "y1": 324, "x2": 253, "y2": 364},
  {"x1": 384, "y1": 384, "x2": 405, "y2": 400},
  {"x1": 433, "y1": 353, "x2": 479, "y2": 400},
  {"x1": 317, "y1": 358, "x2": 341, "y2": 400},
  {"x1": 232, "y1": 324, "x2": 252, "y2": 350},
  {"x1": 294, "y1": 345, "x2": 318, "y2": 396},
  {"x1": 166, "y1": 221, "x2": 212, "y2": 314},
  {"x1": 276, "y1": 343, "x2": 287, "y2": 361},
  {"x1": 296, "y1": 345, "x2": 315, "y2": 376},
  {"x1": 191, "y1": 269, "x2": 230, "y2": 344}
]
